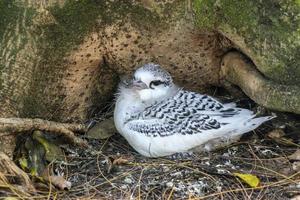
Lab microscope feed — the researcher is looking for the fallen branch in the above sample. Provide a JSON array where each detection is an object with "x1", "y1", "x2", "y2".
[
  {"x1": 221, "y1": 51, "x2": 300, "y2": 114},
  {"x1": 0, "y1": 118, "x2": 88, "y2": 147}
]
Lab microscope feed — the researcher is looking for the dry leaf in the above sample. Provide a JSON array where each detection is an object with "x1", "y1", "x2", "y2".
[
  {"x1": 86, "y1": 117, "x2": 116, "y2": 140},
  {"x1": 112, "y1": 157, "x2": 129, "y2": 165},
  {"x1": 47, "y1": 175, "x2": 71, "y2": 190},
  {"x1": 233, "y1": 173, "x2": 260, "y2": 188},
  {"x1": 105, "y1": 156, "x2": 133, "y2": 173},
  {"x1": 288, "y1": 149, "x2": 300, "y2": 161},
  {"x1": 267, "y1": 129, "x2": 297, "y2": 147},
  {"x1": 267, "y1": 129, "x2": 285, "y2": 139},
  {"x1": 288, "y1": 149, "x2": 300, "y2": 173},
  {"x1": 292, "y1": 162, "x2": 300, "y2": 171},
  {"x1": 291, "y1": 195, "x2": 300, "y2": 200}
]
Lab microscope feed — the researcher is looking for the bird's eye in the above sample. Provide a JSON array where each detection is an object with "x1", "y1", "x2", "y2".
[{"x1": 149, "y1": 80, "x2": 164, "y2": 89}]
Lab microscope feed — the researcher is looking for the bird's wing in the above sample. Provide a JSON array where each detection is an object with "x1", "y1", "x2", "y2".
[
  {"x1": 175, "y1": 90, "x2": 242, "y2": 115},
  {"x1": 124, "y1": 90, "x2": 232, "y2": 137}
]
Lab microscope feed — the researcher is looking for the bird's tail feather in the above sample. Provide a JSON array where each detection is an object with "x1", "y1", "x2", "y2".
[
  {"x1": 212, "y1": 115, "x2": 275, "y2": 139},
  {"x1": 239, "y1": 115, "x2": 275, "y2": 134}
]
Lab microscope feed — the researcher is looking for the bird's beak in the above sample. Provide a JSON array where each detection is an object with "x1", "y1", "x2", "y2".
[{"x1": 130, "y1": 80, "x2": 148, "y2": 90}]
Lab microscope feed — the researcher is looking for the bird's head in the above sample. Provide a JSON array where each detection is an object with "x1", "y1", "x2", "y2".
[{"x1": 119, "y1": 63, "x2": 176, "y2": 103}]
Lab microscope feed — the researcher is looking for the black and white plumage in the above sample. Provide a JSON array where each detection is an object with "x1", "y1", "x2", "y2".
[{"x1": 114, "y1": 63, "x2": 273, "y2": 157}]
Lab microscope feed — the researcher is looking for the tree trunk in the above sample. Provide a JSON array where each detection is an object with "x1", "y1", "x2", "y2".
[{"x1": 0, "y1": 0, "x2": 299, "y2": 156}]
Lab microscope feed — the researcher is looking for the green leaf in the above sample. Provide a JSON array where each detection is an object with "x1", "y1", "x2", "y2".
[
  {"x1": 32, "y1": 130, "x2": 64, "y2": 162},
  {"x1": 18, "y1": 157, "x2": 28, "y2": 171}
]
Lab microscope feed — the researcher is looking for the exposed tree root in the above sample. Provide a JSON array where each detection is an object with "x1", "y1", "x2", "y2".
[
  {"x1": 0, "y1": 118, "x2": 88, "y2": 147},
  {"x1": 221, "y1": 51, "x2": 300, "y2": 114}
]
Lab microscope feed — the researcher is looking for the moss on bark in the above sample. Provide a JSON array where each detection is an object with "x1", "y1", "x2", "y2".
[{"x1": 194, "y1": 0, "x2": 300, "y2": 85}]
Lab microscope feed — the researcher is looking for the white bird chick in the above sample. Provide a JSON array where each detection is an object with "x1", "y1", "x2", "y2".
[{"x1": 114, "y1": 63, "x2": 273, "y2": 157}]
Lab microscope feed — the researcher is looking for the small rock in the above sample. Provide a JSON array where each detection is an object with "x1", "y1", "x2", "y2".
[
  {"x1": 124, "y1": 176, "x2": 134, "y2": 184},
  {"x1": 260, "y1": 149, "x2": 279, "y2": 156},
  {"x1": 171, "y1": 171, "x2": 182, "y2": 177},
  {"x1": 166, "y1": 181, "x2": 174, "y2": 188},
  {"x1": 267, "y1": 129, "x2": 285, "y2": 139},
  {"x1": 162, "y1": 166, "x2": 170, "y2": 172},
  {"x1": 120, "y1": 185, "x2": 128, "y2": 190}
]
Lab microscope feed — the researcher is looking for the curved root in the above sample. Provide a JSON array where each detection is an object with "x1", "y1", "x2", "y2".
[
  {"x1": 221, "y1": 51, "x2": 300, "y2": 114},
  {"x1": 0, "y1": 118, "x2": 88, "y2": 147}
]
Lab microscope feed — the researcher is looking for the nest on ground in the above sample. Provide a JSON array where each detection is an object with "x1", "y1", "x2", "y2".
[{"x1": 1, "y1": 94, "x2": 300, "y2": 200}]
